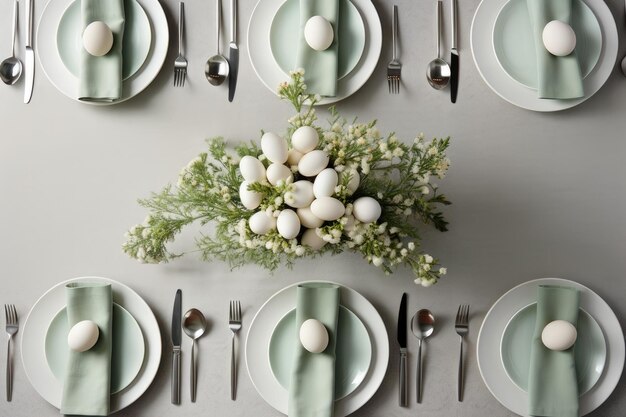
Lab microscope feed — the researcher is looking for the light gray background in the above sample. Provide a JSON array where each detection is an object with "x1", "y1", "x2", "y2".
[{"x1": 1, "y1": 0, "x2": 625, "y2": 415}]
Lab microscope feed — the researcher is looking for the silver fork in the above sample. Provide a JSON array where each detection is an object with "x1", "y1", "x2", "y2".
[
  {"x1": 229, "y1": 300, "x2": 242, "y2": 401},
  {"x1": 174, "y1": 2, "x2": 187, "y2": 87},
  {"x1": 5, "y1": 304, "x2": 18, "y2": 402},
  {"x1": 455, "y1": 304, "x2": 469, "y2": 402},
  {"x1": 387, "y1": 5, "x2": 401, "y2": 94}
]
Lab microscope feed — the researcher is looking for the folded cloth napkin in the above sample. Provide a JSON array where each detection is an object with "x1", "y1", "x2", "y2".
[
  {"x1": 528, "y1": 285, "x2": 580, "y2": 417},
  {"x1": 61, "y1": 282, "x2": 113, "y2": 416},
  {"x1": 295, "y1": 0, "x2": 339, "y2": 97},
  {"x1": 288, "y1": 283, "x2": 340, "y2": 417},
  {"x1": 79, "y1": 0, "x2": 125, "y2": 102},
  {"x1": 527, "y1": 0, "x2": 584, "y2": 99}
]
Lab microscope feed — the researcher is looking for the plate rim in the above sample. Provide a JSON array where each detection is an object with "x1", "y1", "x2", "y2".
[
  {"x1": 20, "y1": 276, "x2": 161, "y2": 412},
  {"x1": 470, "y1": 0, "x2": 617, "y2": 112},
  {"x1": 247, "y1": 0, "x2": 382, "y2": 105},
  {"x1": 477, "y1": 277, "x2": 625, "y2": 416},
  {"x1": 267, "y1": 304, "x2": 373, "y2": 400},
  {"x1": 245, "y1": 280, "x2": 389, "y2": 416}
]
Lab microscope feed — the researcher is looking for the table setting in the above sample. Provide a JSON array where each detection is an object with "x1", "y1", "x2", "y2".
[{"x1": 2, "y1": 0, "x2": 626, "y2": 414}]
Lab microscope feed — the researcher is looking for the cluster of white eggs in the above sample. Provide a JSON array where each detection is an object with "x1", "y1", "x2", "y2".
[{"x1": 238, "y1": 126, "x2": 382, "y2": 250}]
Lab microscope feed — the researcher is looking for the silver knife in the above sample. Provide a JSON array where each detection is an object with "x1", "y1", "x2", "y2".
[
  {"x1": 171, "y1": 289, "x2": 182, "y2": 404},
  {"x1": 397, "y1": 292, "x2": 408, "y2": 407},
  {"x1": 23, "y1": 0, "x2": 34, "y2": 103},
  {"x1": 450, "y1": 0, "x2": 459, "y2": 103},
  {"x1": 228, "y1": 0, "x2": 239, "y2": 102}
]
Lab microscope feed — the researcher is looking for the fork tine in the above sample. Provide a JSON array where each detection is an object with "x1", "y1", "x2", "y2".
[
  {"x1": 236, "y1": 301, "x2": 241, "y2": 321},
  {"x1": 4, "y1": 304, "x2": 8, "y2": 323},
  {"x1": 182, "y1": 72, "x2": 186, "y2": 87},
  {"x1": 229, "y1": 300, "x2": 233, "y2": 320},
  {"x1": 455, "y1": 304, "x2": 462, "y2": 324},
  {"x1": 174, "y1": 70, "x2": 178, "y2": 87},
  {"x1": 464, "y1": 305, "x2": 470, "y2": 324},
  {"x1": 12, "y1": 305, "x2": 17, "y2": 325}
]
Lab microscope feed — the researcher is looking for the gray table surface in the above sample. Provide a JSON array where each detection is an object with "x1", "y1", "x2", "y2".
[{"x1": 1, "y1": 0, "x2": 625, "y2": 415}]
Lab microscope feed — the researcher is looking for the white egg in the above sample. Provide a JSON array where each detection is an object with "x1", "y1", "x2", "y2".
[
  {"x1": 313, "y1": 168, "x2": 338, "y2": 198},
  {"x1": 298, "y1": 150, "x2": 329, "y2": 177},
  {"x1": 261, "y1": 132, "x2": 288, "y2": 164},
  {"x1": 542, "y1": 320, "x2": 578, "y2": 351},
  {"x1": 311, "y1": 197, "x2": 345, "y2": 221},
  {"x1": 287, "y1": 149, "x2": 304, "y2": 166},
  {"x1": 67, "y1": 320, "x2": 100, "y2": 352},
  {"x1": 239, "y1": 156, "x2": 266, "y2": 182},
  {"x1": 277, "y1": 209, "x2": 301, "y2": 239},
  {"x1": 291, "y1": 126, "x2": 319, "y2": 153},
  {"x1": 304, "y1": 16, "x2": 334, "y2": 52},
  {"x1": 82, "y1": 21, "x2": 114, "y2": 57},
  {"x1": 286, "y1": 180, "x2": 315, "y2": 208},
  {"x1": 266, "y1": 163, "x2": 293, "y2": 185},
  {"x1": 239, "y1": 181, "x2": 263, "y2": 210},
  {"x1": 353, "y1": 196, "x2": 382, "y2": 223},
  {"x1": 341, "y1": 170, "x2": 360, "y2": 195},
  {"x1": 542, "y1": 20, "x2": 576, "y2": 57},
  {"x1": 299, "y1": 318, "x2": 329, "y2": 353},
  {"x1": 297, "y1": 206, "x2": 324, "y2": 228},
  {"x1": 301, "y1": 228, "x2": 327, "y2": 250},
  {"x1": 249, "y1": 211, "x2": 276, "y2": 235}
]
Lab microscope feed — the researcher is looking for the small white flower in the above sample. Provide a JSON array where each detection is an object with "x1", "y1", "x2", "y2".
[
  {"x1": 438, "y1": 267, "x2": 447, "y2": 275},
  {"x1": 295, "y1": 246, "x2": 305, "y2": 256},
  {"x1": 372, "y1": 257, "x2": 383, "y2": 267},
  {"x1": 408, "y1": 242, "x2": 416, "y2": 251}
]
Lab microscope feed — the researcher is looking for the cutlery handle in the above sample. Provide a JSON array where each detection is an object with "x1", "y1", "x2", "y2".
[
  {"x1": 451, "y1": 0, "x2": 457, "y2": 49},
  {"x1": 436, "y1": 0, "x2": 442, "y2": 58},
  {"x1": 191, "y1": 340, "x2": 197, "y2": 402},
  {"x1": 11, "y1": 0, "x2": 18, "y2": 57},
  {"x1": 392, "y1": 5, "x2": 398, "y2": 61},
  {"x1": 178, "y1": 2, "x2": 185, "y2": 55},
  {"x1": 399, "y1": 348, "x2": 407, "y2": 406},
  {"x1": 416, "y1": 339, "x2": 422, "y2": 403},
  {"x1": 457, "y1": 335, "x2": 463, "y2": 401},
  {"x1": 230, "y1": 0, "x2": 237, "y2": 43},
  {"x1": 231, "y1": 335, "x2": 237, "y2": 400},
  {"x1": 25, "y1": 0, "x2": 33, "y2": 47},
  {"x1": 6, "y1": 336, "x2": 12, "y2": 402},
  {"x1": 216, "y1": 0, "x2": 221, "y2": 53},
  {"x1": 171, "y1": 349, "x2": 181, "y2": 404}
]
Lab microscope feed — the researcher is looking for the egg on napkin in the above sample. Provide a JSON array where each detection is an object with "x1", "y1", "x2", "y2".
[
  {"x1": 542, "y1": 20, "x2": 576, "y2": 57},
  {"x1": 542, "y1": 319, "x2": 577, "y2": 351},
  {"x1": 82, "y1": 21, "x2": 114, "y2": 57},
  {"x1": 300, "y1": 318, "x2": 329, "y2": 353},
  {"x1": 304, "y1": 16, "x2": 334, "y2": 51},
  {"x1": 67, "y1": 320, "x2": 100, "y2": 352}
]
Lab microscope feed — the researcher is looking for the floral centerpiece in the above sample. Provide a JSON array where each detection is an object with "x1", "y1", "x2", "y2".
[{"x1": 123, "y1": 70, "x2": 451, "y2": 286}]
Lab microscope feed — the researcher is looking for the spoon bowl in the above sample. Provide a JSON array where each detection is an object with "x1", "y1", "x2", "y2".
[
  {"x1": 426, "y1": 58, "x2": 451, "y2": 90},
  {"x1": 411, "y1": 309, "x2": 435, "y2": 403},
  {"x1": 0, "y1": 57, "x2": 22, "y2": 85},
  {"x1": 621, "y1": 56, "x2": 626, "y2": 77},
  {"x1": 183, "y1": 308, "x2": 207, "y2": 402},
  {"x1": 205, "y1": 55, "x2": 229, "y2": 86}
]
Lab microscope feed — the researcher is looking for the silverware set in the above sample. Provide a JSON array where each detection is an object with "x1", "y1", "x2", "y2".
[
  {"x1": 173, "y1": 2, "x2": 188, "y2": 87},
  {"x1": 386, "y1": 5, "x2": 401, "y2": 94},
  {"x1": 170, "y1": 290, "x2": 243, "y2": 405},
  {"x1": 4, "y1": 304, "x2": 18, "y2": 402},
  {"x1": 0, "y1": 0, "x2": 34, "y2": 101},
  {"x1": 396, "y1": 295, "x2": 469, "y2": 405}
]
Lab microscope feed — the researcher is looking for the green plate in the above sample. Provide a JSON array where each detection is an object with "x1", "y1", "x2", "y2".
[
  {"x1": 56, "y1": 0, "x2": 152, "y2": 81},
  {"x1": 269, "y1": 305, "x2": 371, "y2": 400},
  {"x1": 45, "y1": 303, "x2": 145, "y2": 394},
  {"x1": 270, "y1": 0, "x2": 365, "y2": 80},
  {"x1": 493, "y1": 0, "x2": 602, "y2": 90},
  {"x1": 501, "y1": 303, "x2": 606, "y2": 395}
]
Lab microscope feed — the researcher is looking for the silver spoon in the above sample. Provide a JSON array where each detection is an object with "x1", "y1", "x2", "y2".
[
  {"x1": 205, "y1": 0, "x2": 229, "y2": 85},
  {"x1": 0, "y1": 0, "x2": 23, "y2": 85},
  {"x1": 183, "y1": 308, "x2": 207, "y2": 402},
  {"x1": 426, "y1": 0, "x2": 451, "y2": 90},
  {"x1": 411, "y1": 309, "x2": 435, "y2": 403}
]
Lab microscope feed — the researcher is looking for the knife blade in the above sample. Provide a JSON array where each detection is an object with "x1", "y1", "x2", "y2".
[
  {"x1": 450, "y1": 0, "x2": 459, "y2": 103},
  {"x1": 23, "y1": 0, "x2": 34, "y2": 104},
  {"x1": 228, "y1": 0, "x2": 239, "y2": 102},
  {"x1": 171, "y1": 289, "x2": 182, "y2": 404},
  {"x1": 397, "y1": 292, "x2": 408, "y2": 407}
]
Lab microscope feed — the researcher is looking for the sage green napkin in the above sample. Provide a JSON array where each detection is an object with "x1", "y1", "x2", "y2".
[
  {"x1": 79, "y1": 0, "x2": 125, "y2": 102},
  {"x1": 295, "y1": 0, "x2": 339, "y2": 97},
  {"x1": 527, "y1": 0, "x2": 584, "y2": 99},
  {"x1": 61, "y1": 282, "x2": 113, "y2": 416},
  {"x1": 288, "y1": 283, "x2": 340, "y2": 417},
  {"x1": 528, "y1": 285, "x2": 580, "y2": 417}
]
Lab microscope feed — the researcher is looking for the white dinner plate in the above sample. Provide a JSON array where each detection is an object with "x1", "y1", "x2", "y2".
[
  {"x1": 248, "y1": 0, "x2": 382, "y2": 105},
  {"x1": 477, "y1": 278, "x2": 625, "y2": 416},
  {"x1": 245, "y1": 281, "x2": 389, "y2": 416},
  {"x1": 471, "y1": 0, "x2": 617, "y2": 111},
  {"x1": 21, "y1": 277, "x2": 162, "y2": 412},
  {"x1": 37, "y1": 0, "x2": 168, "y2": 105}
]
